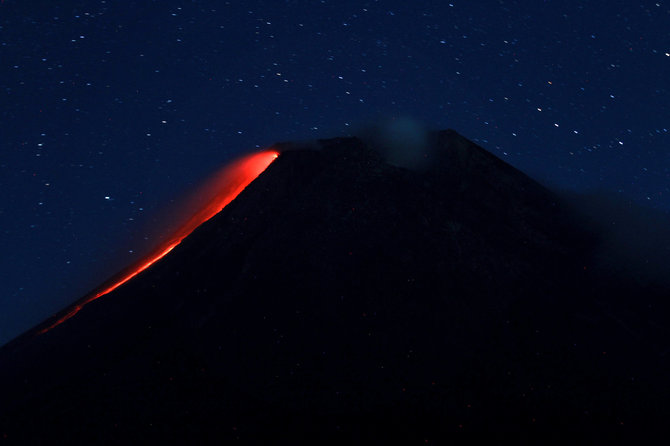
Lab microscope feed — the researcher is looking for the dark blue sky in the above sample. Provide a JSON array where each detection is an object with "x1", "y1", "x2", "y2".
[{"x1": 1, "y1": 0, "x2": 669, "y2": 344}]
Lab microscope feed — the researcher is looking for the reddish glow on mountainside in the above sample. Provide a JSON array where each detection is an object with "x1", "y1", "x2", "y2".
[{"x1": 37, "y1": 150, "x2": 279, "y2": 335}]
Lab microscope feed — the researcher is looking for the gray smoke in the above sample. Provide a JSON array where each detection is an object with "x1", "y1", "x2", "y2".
[{"x1": 357, "y1": 116, "x2": 434, "y2": 170}]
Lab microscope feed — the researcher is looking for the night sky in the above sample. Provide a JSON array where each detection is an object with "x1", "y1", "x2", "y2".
[{"x1": 1, "y1": 0, "x2": 669, "y2": 345}]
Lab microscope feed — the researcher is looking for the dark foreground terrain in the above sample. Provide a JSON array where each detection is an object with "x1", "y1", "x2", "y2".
[{"x1": 1, "y1": 130, "x2": 669, "y2": 443}]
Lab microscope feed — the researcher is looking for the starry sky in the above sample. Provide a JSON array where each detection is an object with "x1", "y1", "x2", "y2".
[{"x1": 1, "y1": 0, "x2": 669, "y2": 345}]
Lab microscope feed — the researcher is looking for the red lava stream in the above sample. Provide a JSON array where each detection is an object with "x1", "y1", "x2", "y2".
[{"x1": 37, "y1": 150, "x2": 279, "y2": 335}]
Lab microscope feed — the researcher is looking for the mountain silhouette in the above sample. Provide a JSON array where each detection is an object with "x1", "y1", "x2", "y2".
[{"x1": 1, "y1": 130, "x2": 668, "y2": 442}]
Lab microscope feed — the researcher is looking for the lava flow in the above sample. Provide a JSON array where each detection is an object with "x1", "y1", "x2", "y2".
[{"x1": 37, "y1": 149, "x2": 279, "y2": 335}]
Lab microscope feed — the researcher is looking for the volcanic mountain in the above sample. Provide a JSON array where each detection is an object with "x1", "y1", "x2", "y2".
[{"x1": 1, "y1": 130, "x2": 669, "y2": 442}]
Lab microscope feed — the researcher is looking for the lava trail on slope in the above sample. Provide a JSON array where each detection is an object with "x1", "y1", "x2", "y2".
[{"x1": 37, "y1": 149, "x2": 279, "y2": 335}]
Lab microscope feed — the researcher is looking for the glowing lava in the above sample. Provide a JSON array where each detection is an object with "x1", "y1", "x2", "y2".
[{"x1": 37, "y1": 149, "x2": 279, "y2": 335}]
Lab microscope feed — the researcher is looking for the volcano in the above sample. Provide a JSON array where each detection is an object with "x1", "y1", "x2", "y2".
[{"x1": 1, "y1": 130, "x2": 669, "y2": 442}]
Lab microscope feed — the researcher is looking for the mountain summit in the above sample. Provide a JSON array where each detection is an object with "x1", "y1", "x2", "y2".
[{"x1": 1, "y1": 130, "x2": 668, "y2": 442}]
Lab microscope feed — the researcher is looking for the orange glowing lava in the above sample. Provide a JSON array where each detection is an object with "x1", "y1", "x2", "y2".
[{"x1": 37, "y1": 149, "x2": 279, "y2": 335}]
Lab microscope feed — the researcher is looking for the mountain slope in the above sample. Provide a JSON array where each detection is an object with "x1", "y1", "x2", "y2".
[{"x1": 1, "y1": 130, "x2": 668, "y2": 442}]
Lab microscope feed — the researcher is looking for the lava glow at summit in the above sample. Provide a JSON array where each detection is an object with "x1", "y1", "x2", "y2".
[{"x1": 37, "y1": 149, "x2": 279, "y2": 335}]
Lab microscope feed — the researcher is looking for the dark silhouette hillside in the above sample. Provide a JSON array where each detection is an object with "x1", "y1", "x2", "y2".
[{"x1": 1, "y1": 130, "x2": 668, "y2": 443}]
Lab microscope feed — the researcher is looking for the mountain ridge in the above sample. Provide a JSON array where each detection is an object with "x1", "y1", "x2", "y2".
[{"x1": 1, "y1": 129, "x2": 668, "y2": 441}]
